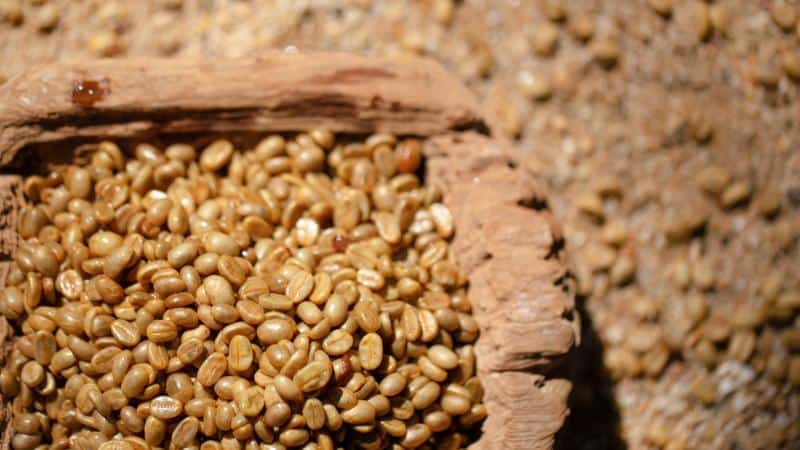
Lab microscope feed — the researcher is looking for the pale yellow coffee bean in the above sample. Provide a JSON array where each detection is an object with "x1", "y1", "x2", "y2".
[
  {"x1": 358, "y1": 332, "x2": 383, "y2": 371},
  {"x1": 228, "y1": 335, "x2": 253, "y2": 372}
]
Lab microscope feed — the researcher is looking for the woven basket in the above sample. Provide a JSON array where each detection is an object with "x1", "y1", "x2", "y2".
[{"x1": 0, "y1": 53, "x2": 577, "y2": 450}]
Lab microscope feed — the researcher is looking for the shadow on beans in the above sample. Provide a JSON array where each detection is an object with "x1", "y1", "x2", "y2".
[{"x1": 554, "y1": 292, "x2": 627, "y2": 450}]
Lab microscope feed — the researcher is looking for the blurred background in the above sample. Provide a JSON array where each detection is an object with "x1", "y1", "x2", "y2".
[{"x1": 1, "y1": 0, "x2": 799, "y2": 449}]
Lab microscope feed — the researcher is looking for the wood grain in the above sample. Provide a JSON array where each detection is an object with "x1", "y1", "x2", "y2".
[
  {"x1": 0, "y1": 52, "x2": 484, "y2": 165},
  {"x1": 424, "y1": 133, "x2": 575, "y2": 449}
]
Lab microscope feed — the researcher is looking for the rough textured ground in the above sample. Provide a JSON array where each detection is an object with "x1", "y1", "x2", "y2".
[{"x1": 1, "y1": 0, "x2": 799, "y2": 449}]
